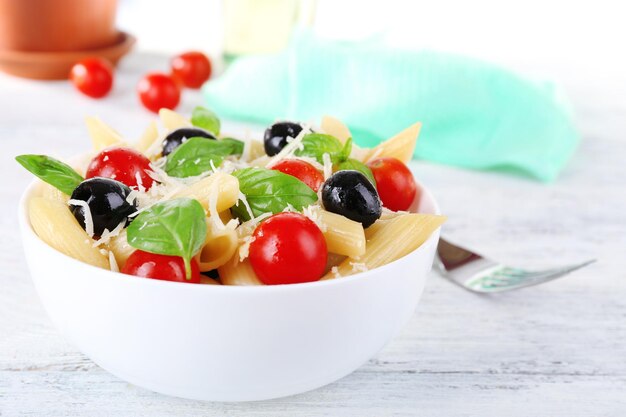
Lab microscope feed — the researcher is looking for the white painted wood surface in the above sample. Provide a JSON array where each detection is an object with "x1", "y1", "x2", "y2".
[{"x1": 1, "y1": 53, "x2": 625, "y2": 416}]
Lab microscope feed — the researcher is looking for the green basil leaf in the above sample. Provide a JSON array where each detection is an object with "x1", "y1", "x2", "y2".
[
  {"x1": 15, "y1": 154, "x2": 84, "y2": 195},
  {"x1": 165, "y1": 137, "x2": 236, "y2": 178},
  {"x1": 231, "y1": 167, "x2": 318, "y2": 221},
  {"x1": 191, "y1": 106, "x2": 220, "y2": 136},
  {"x1": 127, "y1": 198, "x2": 207, "y2": 280},
  {"x1": 220, "y1": 137, "x2": 244, "y2": 156},
  {"x1": 338, "y1": 137, "x2": 353, "y2": 162},
  {"x1": 295, "y1": 133, "x2": 344, "y2": 163},
  {"x1": 336, "y1": 158, "x2": 377, "y2": 186}
]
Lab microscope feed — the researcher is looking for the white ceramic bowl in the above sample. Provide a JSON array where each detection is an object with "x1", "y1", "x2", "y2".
[{"x1": 18, "y1": 178, "x2": 441, "y2": 402}]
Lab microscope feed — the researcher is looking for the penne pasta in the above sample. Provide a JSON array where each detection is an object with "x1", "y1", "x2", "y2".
[
  {"x1": 200, "y1": 276, "x2": 220, "y2": 285},
  {"x1": 37, "y1": 182, "x2": 68, "y2": 204},
  {"x1": 197, "y1": 225, "x2": 239, "y2": 271},
  {"x1": 324, "y1": 213, "x2": 446, "y2": 279},
  {"x1": 134, "y1": 121, "x2": 160, "y2": 155},
  {"x1": 107, "y1": 229, "x2": 135, "y2": 268},
  {"x1": 172, "y1": 172, "x2": 239, "y2": 212},
  {"x1": 364, "y1": 122, "x2": 421, "y2": 164},
  {"x1": 247, "y1": 139, "x2": 266, "y2": 161},
  {"x1": 321, "y1": 115, "x2": 352, "y2": 144},
  {"x1": 19, "y1": 108, "x2": 446, "y2": 288},
  {"x1": 159, "y1": 108, "x2": 190, "y2": 131},
  {"x1": 316, "y1": 209, "x2": 366, "y2": 258},
  {"x1": 218, "y1": 256, "x2": 264, "y2": 286},
  {"x1": 85, "y1": 116, "x2": 126, "y2": 151},
  {"x1": 29, "y1": 196, "x2": 110, "y2": 269},
  {"x1": 219, "y1": 210, "x2": 234, "y2": 224}
]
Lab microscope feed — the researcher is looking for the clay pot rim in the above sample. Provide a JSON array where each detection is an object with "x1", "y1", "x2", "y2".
[{"x1": 0, "y1": 31, "x2": 135, "y2": 63}]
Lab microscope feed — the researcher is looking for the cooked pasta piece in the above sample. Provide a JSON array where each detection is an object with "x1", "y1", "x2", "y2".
[
  {"x1": 197, "y1": 225, "x2": 239, "y2": 271},
  {"x1": 29, "y1": 196, "x2": 109, "y2": 269},
  {"x1": 107, "y1": 229, "x2": 135, "y2": 267},
  {"x1": 172, "y1": 172, "x2": 239, "y2": 211},
  {"x1": 134, "y1": 121, "x2": 159, "y2": 154},
  {"x1": 200, "y1": 276, "x2": 220, "y2": 285},
  {"x1": 159, "y1": 108, "x2": 190, "y2": 131},
  {"x1": 247, "y1": 139, "x2": 266, "y2": 161},
  {"x1": 364, "y1": 122, "x2": 421, "y2": 164},
  {"x1": 323, "y1": 213, "x2": 445, "y2": 279},
  {"x1": 85, "y1": 116, "x2": 126, "y2": 150},
  {"x1": 219, "y1": 210, "x2": 234, "y2": 224},
  {"x1": 321, "y1": 115, "x2": 352, "y2": 143},
  {"x1": 218, "y1": 257, "x2": 264, "y2": 286},
  {"x1": 37, "y1": 182, "x2": 68, "y2": 204},
  {"x1": 316, "y1": 209, "x2": 366, "y2": 258},
  {"x1": 363, "y1": 219, "x2": 391, "y2": 240}
]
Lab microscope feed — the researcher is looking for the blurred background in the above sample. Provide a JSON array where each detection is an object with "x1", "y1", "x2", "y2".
[{"x1": 118, "y1": 0, "x2": 625, "y2": 135}]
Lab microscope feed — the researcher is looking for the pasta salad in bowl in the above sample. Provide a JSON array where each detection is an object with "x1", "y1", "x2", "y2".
[{"x1": 17, "y1": 108, "x2": 445, "y2": 401}]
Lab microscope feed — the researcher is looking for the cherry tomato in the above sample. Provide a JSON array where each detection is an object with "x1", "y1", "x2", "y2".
[
  {"x1": 249, "y1": 212, "x2": 327, "y2": 285},
  {"x1": 69, "y1": 57, "x2": 114, "y2": 98},
  {"x1": 170, "y1": 51, "x2": 212, "y2": 89},
  {"x1": 271, "y1": 159, "x2": 324, "y2": 192},
  {"x1": 137, "y1": 73, "x2": 181, "y2": 113},
  {"x1": 121, "y1": 250, "x2": 201, "y2": 283},
  {"x1": 86, "y1": 147, "x2": 155, "y2": 190},
  {"x1": 367, "y1": 157, "x2": 418, "y2": 211}
]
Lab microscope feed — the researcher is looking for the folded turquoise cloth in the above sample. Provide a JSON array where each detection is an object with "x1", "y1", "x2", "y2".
[{"x1": 203, "y1": 32, "x2": 579, "y2": 181}]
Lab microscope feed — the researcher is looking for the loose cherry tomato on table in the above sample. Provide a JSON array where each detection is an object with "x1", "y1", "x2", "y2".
[
  {"x1": 86, "y1": 147, "x2": 155, "y2": 190},
  {"x1": 367, "y1": 157, "x2": 418, "y2": 212},
  {"x1": 69, "y1": 57, "x2": 114, "y2": 98},
  {"x1": 249, "y1": 212, "x2": 327, "y2": 285},
  {"x1": 271, "y1": 159, "x2": 324, "y2": 192},
  {"x1": 170, "y1": 51, "x2": 212, "y2": 89},
  {"x1": 122, "y1": 250, "x2": 201, "y2": 283},
  {"x1": 137, "y1": 72, "x2": 181, "y2": 113}
]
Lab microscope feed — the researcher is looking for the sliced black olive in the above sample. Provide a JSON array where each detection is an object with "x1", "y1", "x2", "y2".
[
  {"x1": 162, "y1": 127, "x2": 216, "y2": 156},
  {"x1": 321, "y1": 170, "x2": 382, "y2": 228},
  {"x1": 69, "y1": 177, "x2": 138, "y2": 238},
  {"x1": 263, "y1": 121, "x2": 303, "y2": 156}
]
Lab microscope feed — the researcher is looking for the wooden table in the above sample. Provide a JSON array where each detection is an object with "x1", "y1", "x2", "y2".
[{"x1": 1, "y1": 53, "x2": 625, "y2": 416}]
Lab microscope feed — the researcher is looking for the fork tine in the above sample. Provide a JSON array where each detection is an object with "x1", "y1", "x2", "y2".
[{"x1": 466, "y1": 259, "x2": 597, "y2": 293}]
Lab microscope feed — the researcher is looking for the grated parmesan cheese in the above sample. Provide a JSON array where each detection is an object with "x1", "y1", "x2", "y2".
[
  {"x1": 302, "y1": 205, "x2": 326, "y2": 232},
  {"x1": 349, "y1": 262, "x2": 368, "y2": 273},
  {"x1": 92, "y1": 220, "x2": 126, "y2": 247},
  {"x1": 69, "y1": 199, "x2": 94, "y2": 238},
  {"x1": 238, "y1": 235, "x2": 255, "y2": 261},
  {"x1": 331, "y1": 266, "x2": 341, "y2": 278},
  {"x1": 108, "y1": 251, "x2": 119, "y2": 272},
  {"x1": 265, "y1": 124, "x2": 311, "y2": 168},
  {"x1": 237, "y1": 191, "x2": 255, "y2": 221},
  {"x1": 322, "y1": 152, "x2": 333, "y2": 180}
]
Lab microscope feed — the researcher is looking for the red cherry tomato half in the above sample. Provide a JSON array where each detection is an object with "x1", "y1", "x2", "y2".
[
  {"x1": 171, "y1": 51, "x2": 212, "y2": 89},
  {"x1": 137, "y1": 72, "x2": 181, "y2": 113},
  {"x1": 86, "y1": 147, "x2": 155, "y2": 190},
  {"x1": 249, "y1": 212, "x2": 327, "y2": 285},
  {"x1": 121, "y1": 250, "x2": 201, "y2": 283},
  {"x1": 271, "y1": 159, "x2": 324, "y2": 192},
  {"x1": 367, "y1": 157, "x2": 418, "y2": 212},
  {"x1": 69, "y1": 57, "x2": 114, "y2": 99}
]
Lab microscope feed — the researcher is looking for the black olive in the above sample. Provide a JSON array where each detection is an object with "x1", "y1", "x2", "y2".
[
  {"x1": 162, "y1": 127, "x2": 216, "y2": 156},
  {"x1": 69, "y1": 177, "x2": 138, "y2": 238},
  {"x1": 263, "y1": 121, "x2": 303, "y2": 156},
  {"x1": 321, "y1": 170, "x2": 382, "y2": 228}
]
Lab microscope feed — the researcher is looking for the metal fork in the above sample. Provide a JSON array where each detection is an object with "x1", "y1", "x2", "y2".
[{"x1": 435, "y1": 238, "x2": 596, "y2": 293}]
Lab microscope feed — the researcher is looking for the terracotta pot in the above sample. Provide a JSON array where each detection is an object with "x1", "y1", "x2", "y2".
[{"x1": 0, "y1": 0, "x2": 118, "y2": 52}]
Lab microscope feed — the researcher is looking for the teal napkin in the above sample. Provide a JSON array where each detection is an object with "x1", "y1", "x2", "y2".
[{"x1": 203, "y1": 32, "x2": 579, "y2": 181}]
